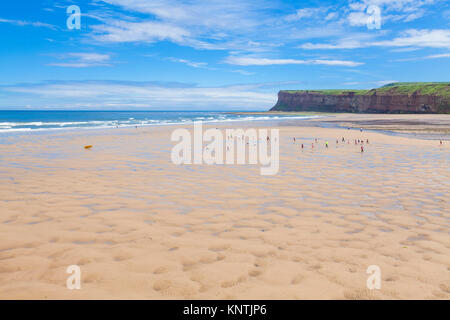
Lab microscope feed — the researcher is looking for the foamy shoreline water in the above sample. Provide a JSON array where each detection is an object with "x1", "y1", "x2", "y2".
[{"x1": 0, "y1": 110, "x2": 323, "y2": 134}]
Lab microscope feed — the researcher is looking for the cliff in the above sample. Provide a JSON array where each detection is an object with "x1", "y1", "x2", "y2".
[{"x1": 270, "y1": 82, "x2": 450, "y2": 114}]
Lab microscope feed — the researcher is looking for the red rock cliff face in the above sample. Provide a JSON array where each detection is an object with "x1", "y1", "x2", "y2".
[{"x1": 271, "y1": 91, "x2": 450, "y2": 113}]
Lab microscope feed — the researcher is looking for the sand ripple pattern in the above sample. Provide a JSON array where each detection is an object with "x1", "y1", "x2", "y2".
[{"x1": 0, "y1": 123, "x2": 448, "y2": 299}]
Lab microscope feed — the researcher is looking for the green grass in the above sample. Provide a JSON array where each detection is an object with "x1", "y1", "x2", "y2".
[{"x1": 282, "y1": 82, "x2": 450, "y2": 97}]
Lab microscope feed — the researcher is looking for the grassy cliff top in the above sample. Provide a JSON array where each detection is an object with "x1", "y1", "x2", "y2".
[{"x1": 282, "y1": 82, "x2": 450, "y2": 97}]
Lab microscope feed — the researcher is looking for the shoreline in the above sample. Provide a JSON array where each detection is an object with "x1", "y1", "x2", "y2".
[
  {"x1": 231, "y1": 113, "x2": 450, "y2": 141},
  {"x1": 1, "y1": 113, "x2": 450, "y2": 142}
]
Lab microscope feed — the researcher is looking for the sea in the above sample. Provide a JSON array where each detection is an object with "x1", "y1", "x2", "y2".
[{"x1": 0, "y1": 110, "x2": 318, "y2": 134}]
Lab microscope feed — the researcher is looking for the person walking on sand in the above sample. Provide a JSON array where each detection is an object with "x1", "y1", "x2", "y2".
[
  {"x1": 361, "y1": 145, "x2": 364, "y2": 152},
  {"x1": 440, "y1": 140, "x2": 443, "y2": 145},
  {"x1": 325, "y1": 141, "x2": 329, "y2": 148},
  {"x1": 301, "y1": 144, "x2": 304, "y2": 149},
  {"x1": 293, "y1": 137, "x2": 296, "y2": 142}
]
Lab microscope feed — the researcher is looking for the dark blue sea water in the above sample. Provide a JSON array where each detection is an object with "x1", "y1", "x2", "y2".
[{"x1": 0, "y1": 110, "x2": 318, "y2": 133}]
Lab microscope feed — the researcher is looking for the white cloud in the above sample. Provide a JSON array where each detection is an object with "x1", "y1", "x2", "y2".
[
  {"x1": 224, "y1": 56, "x2": 363, "y2": 67},
  {"x1": 2, "y1": 81, "x2": 279, "y2": 109},
  {"x1": 167, "y1": 57, "x2": 208, "y2": 68},
  {"x1": 69, "y1": 53, "x2": 111, "y2": 63},
  {"x1": 90, "y1": 0, "x2": 274, "y2": 50},
  {"x1": 300, "y1": 40, "x2": 364, "y2": 50},
  {"x1": 348, "y1": 11, "x2": 372, "y2": 27},
  {"x1": 346, "y1": 0, "x2": 435, "y2": 25},
  {"x1": 100, "y1": 0, "x2": 265, "y2": 31},
  {"x1": 342, "y1": 80, "x2": 398, "y2": 86},
  {"x1": 47, "y1": 53, "x2": 112, "y2": 68},
  {"x1": 372, "y1": 29, "x2": 450, "y2": 48},
  {"x1": 301, "y1": 29, "x2": 450, "y2": 50},
  {"x1": 396, "y1": 52, "x2": 450, "y2": 61},
  {"x1": 87, "y1": 0, "x2": 351, "y2": 53},
  {"x1": 425, "y1": 53, "x2": 450, "y2": 58},
  {"x1": 0, "y1": 18, "x2": 55, "y2": 29},
  {"x1": 325, "y1": 12, "x2": 338, "y2": 21},
  {"x1": 285, "y1": 8, "x2": 326, "y2": 22},
  {"x1": 91, "y1": 20, "x2": 190, "y2": 43}
]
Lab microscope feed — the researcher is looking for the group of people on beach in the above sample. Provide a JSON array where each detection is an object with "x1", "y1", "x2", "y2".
[{"x1": 295, "y1": 136, "x2": 369, "y2": 152}]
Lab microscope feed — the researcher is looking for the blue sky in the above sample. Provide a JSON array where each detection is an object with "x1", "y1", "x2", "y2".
[{"x1": 0, "y1": 0, "x2": 449, "y2": 110}]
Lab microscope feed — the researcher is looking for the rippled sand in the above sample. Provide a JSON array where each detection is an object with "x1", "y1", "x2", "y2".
[{"x1": 0, "y1": 117, "x2": 449, "y2": 299}]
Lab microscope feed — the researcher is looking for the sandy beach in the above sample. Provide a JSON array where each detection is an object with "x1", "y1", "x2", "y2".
[{"x1": 0, "y1": 114, "x2": 449, "y2": 299}]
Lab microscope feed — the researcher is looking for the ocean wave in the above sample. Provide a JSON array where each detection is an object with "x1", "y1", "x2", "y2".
[{"x1": 0, "y1": 114, "x2": 323, "y2": 133}]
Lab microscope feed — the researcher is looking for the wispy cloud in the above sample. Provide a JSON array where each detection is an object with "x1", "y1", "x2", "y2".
[
  {"x1": 86, "y1": 0, "x2": 352, "y2": 53},
  {"x1": 0, "y1": 18, "x2": 55, "y2": 29},
  {"x1": 346, "y1": 0, "x2": 435, "y2": 26},
  {"x1": 372, "y1": 29, "x2": 450, "y2": 48},
  {"x1": 425, "y1": 53, "x2": 450, "y2": 58},
  {"x1": 1, "y1": 80, "x2": 281, "y2": 109},
  {"x1": 396, "y1": 52, "x2": 450, "y2": 61},
  {"x1": 88, "y1": 0, "x2": 276, "y2": 50},
  {"x1": 224, "y1": 56, "x2": 363, "y2": 67},
  {"x1": 301, "y1": 29, "x2": 450, "y2": 50},
  {"x1": 285, "y1": 7, "x2": 328, "y2": 22},
  {"x1": 342, "y1": 80, "x2": 399, "y2": 87},
  {"x1": 91, "y1": 20, "x2": 190, "y2": 44},
  {"x1": 47, "y1": 53, "x2": 112, "y2": 68},
  {"x1": 166, "y1": 57, "x2": 208, "y2": 68}
]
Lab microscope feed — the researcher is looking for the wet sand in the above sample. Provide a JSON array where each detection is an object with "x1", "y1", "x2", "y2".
[{"x1": 0, "y1": 114, "x2": 449, "y2": 299}]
